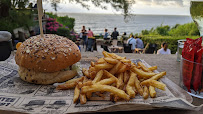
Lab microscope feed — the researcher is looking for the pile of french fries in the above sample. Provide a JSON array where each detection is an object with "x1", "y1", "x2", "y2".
[{"x1": 56, "y1": 51, "x2": 166, "y2": 104}]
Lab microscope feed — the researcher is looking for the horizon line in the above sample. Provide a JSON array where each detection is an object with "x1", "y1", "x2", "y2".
[{"x1": 50, "y1": 12, "x2": 190, "y2": 16}]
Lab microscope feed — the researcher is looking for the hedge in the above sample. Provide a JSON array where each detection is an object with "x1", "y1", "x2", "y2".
[{"x1": 141, "y1": 35, "x2": 200, "y2": 54}]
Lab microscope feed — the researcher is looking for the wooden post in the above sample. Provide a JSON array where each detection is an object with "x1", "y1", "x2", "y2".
[{"x1": 37, "y1": 0, "x2": 44, "y2": 38}]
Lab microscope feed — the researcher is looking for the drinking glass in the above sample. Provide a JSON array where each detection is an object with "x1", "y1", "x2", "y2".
[{"x1": 177, "y1": 39, "x2": 186, "y2": 62}]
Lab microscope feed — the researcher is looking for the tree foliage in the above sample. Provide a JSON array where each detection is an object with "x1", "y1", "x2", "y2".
[
  {"x1": 45, "y1": 0, "x2": 136, "y2": 19},
  {"x1": 0, "y1": 0, "x2": 35, "y2": 34}
]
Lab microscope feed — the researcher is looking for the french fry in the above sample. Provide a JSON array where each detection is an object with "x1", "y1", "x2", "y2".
[
  {"x1": 150, "y1": 72, "x2": 166, "y2": 80},
  {"x1": 89, "y1": 67, "x2": 96, "y2": 72},
  {"x1": 148, "y1": 66, "x2": 158, "y2": 71},
  {"x1": 126, "y1": 72, "x2": 136, "y2": 98},
  {"x1": 149, "y1": 86, "x2": 156, "y2": 98},
  {"x1": 102, "y1": 51, "x2": 111, "y2": 57},
  {"x1": 81, "y1": 84, "x2": 130, "y2": 101},
  {"x1": 124, "y1": 71, "x2": 130, "y2": 84},
  {"x1": 78, "y1": 82, "x2": 83, "y2": 89},
  {"x1": 56, "y1": 77, "x2": 84, "y2": 90},
  {"x1": 131, "y1": 62, "x2": 137, "y2": 68},
  {"x1": 117, "y1": 64, "x2": 127, "y2": 73},
  {"x1": 86, "y1": 92, "x2": 92, "y2": 99},
  {"x1": 73, "y1": 85, "x2": 80, "y2": 103},
  {"x1": 97, "y1": 58, "x2": 106, "y2": 64},
  {"x1": 91, "y1": 61, "x2": 95, "y2": 67},
  {"x1": 117, "y1": 73, "x2": 124, "y2": 89},
  {"x1": 127, "y1": 72, "x2": 136, "y2": 87},
  {"x1": 65, "y1": 77, "x2": 84, "y2": 84},
  {"x1": 80, "y1": 94, "x2": 87, "y2": 104},
  {"x1": 95, "y1": 63, "x2": 114, "y2": 70},
  {"x1": 83, "y1": 76, "x2": 88, "y2": 82},
  {"x1": 78, "y1": 81, "x2": 93, "y2": 88},
  {"x1": 121, "y1": 59, "x2": 131, "y2": 63},
  {"x1": 92, "y1": 70, "x2": 103, "y2": 84},
  {"x1": 109, "y1": 62, "x2": 122, "y2": 75},
  {"x1": 82, "y1": 68, "x2": 90, "y2": 78},
  {"x1": 104, "y1": 57, "x2": 118, "y2": 64},
  {"x1": 141, "y1": 80, "x2": 166, "y2": 91},
  {"x1": 134, "y1": 75, "x2": 144, "y2": 96},
  {"x1": 137, "y1": 61, "x2": 151, "y2": 72},
  {"x1": 89, "y1": 71, "x2": 97, "y2": 80},
  {"x1": 108, "y1": 53, "x2": 118, "y2": 59},
  {"x1": 114, "y1": 56, "x2": 126, "y2": 60},
  {"x1": 56, "y1": 83, "x2": 77, "y2": 90},
  {"x1": 96, "y1": 77, "x2": 116, "y2": 85},
  {"x1": 140, "y1": 72, "x2": 166, "y2": 85},
  {"x1": 104, "y1": 70, "x2": 119, "y2": 87},
  {"x1": 137, "y1": 66, "x2": 141, "y2": 69},
  {"x1": 143, "y1": 86, "x2": 149, "y2": 99},
  {"x1": 131, "y1": 67, "x2": 157, "y2": 79}
]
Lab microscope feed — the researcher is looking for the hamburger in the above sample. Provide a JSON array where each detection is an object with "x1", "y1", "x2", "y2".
[{"x1": 15, "y1": 34, "x2": 81, "y2": 84}]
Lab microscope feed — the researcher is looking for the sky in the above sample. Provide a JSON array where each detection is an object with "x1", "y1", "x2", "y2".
[{"x1": 42, "y1": 0, "x2": 201, "y2": 15}]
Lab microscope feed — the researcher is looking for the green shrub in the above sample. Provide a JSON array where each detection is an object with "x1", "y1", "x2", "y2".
[
  {"x1": 169, "y1": 22, "x2": 199, "y2": 36},
  {"x1": 56, "y1": 27, "x2": 70, "y2": 38},
  {"x1": 57, "y1": 16, "x2": 75, "y2": 30},
  {"x1": 141, "y1": 35, "x2": 200, "y2": 54},
  {"x1": 141, "y1": 22, "x2": 199, "y2": 36},
  {"x1": 156, "y1": 25, "x2": 170, "y2": 35}
]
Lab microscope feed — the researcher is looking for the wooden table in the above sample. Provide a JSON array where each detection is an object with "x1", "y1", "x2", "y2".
[
  {"x1": 81, "y1": 52, "x2": 203, "y2": 114},
  {"x1": 1, "y1": 53, "x2": 202, "y2": 114},
  {"x1": 109, "y1": 46, "x2": 124, "y2": 53}
]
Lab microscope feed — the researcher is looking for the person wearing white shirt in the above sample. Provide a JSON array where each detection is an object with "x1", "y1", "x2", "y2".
[
  {"x1": 157, "y1": 42, "x2": 171, "y2": 54},
  {"x1": 127, "y1": 34, "x2": 137, "y2": 52},
  {"x1": 135, "y1": 36, "x2": 144, "y2": 49}
]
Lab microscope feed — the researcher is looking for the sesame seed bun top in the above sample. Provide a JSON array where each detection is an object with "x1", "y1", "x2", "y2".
[{"x1": 15, "y1": 34, "x2": 81, "y2": 73}]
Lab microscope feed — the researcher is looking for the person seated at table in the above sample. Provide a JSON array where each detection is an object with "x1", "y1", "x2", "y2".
[
  {"x1": 135, "y1": 36, "x2": 144, "y2": 49},
  {"x1": 103, "y1": 29, "x2": 109, "y2": 40},
  {"x1": 127, "y1": 34, "x2": 137, "y2": 52},
  {"x1": 122, "y1": 32, "x2": 128, "y2": 44},
  {"x1": 157, "y1": 42, "x2": 171, "y2": 54}
]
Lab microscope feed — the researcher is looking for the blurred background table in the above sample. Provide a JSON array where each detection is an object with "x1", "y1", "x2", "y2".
[{"x1": 109, "y1": 46, "x2": 124, "y2": 53}]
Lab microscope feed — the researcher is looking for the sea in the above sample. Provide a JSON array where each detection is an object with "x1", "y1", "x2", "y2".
[{"x1": 58, "y1": 13, "x2": 193, "y2": 35}]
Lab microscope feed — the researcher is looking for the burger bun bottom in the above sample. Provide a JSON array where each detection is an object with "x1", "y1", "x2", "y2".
[{"x1": 18, "y1": 66, "x2": 77, "y2": 85}]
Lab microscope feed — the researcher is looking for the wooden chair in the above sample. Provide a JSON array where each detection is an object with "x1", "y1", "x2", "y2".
[
  {"x1": 145, "y1": 44, "x2": 157, "y2": 54},
  {"x1": 101, "y1": 45, "x2": 110, "y2": 52},
  {"x1": 134, "y1": 43, "x2": 149, "y2": 54}
]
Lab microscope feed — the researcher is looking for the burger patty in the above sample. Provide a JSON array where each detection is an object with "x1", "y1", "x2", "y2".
[{"x1": 18, "y1": 66, "x2": 77, "y2": 85}]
